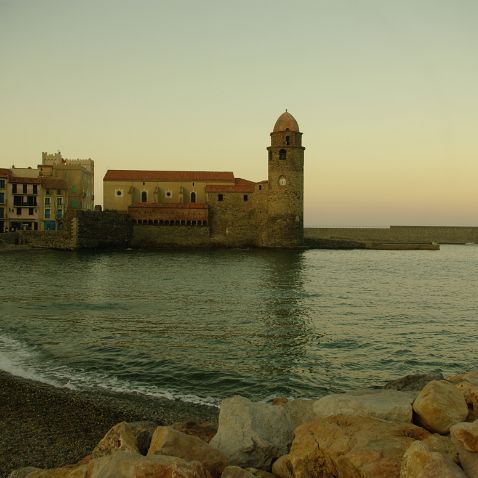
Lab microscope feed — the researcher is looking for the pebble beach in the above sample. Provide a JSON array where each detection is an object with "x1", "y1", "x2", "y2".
[{"x1": 0, "y1": 371, "x2": 217, "y2": 478}]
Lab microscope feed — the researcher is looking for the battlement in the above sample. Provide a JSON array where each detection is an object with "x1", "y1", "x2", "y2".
[{"x1": 42, "y1": 152, "x2": 94, "y2": 173}]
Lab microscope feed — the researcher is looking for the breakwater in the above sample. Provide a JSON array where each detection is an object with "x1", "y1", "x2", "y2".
[{"x1": 306, "y1": 226, "x2": 478, "y2": 245}]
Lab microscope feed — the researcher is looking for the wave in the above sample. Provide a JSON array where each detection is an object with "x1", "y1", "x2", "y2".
[{"x1": 0, "y1": 333, "x2": 219, "y2": 408}]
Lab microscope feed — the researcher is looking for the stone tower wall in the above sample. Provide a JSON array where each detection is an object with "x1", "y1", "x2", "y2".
[{"x1": 264, "y1": 128, "x2": 305, "y2": 247}]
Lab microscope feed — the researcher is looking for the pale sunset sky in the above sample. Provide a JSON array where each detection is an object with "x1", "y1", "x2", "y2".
[{"x1": 1, "y1": 0, "x2": 477, "y2": 226}]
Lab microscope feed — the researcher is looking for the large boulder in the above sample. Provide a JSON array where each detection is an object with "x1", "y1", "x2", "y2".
[
  {"x1": 272, "y1": 415, "x2": 434, "y2": 478},
  {"x1": 88, "y1": 451, "x2": 211, "y2": 478},
  {"x1": 450, "y1": 420, "x2": 478, "y2": 478},
  {"x1": 171, "y1": 420, "x2": 218, "y2": 443},
  {"x1": 385, "y1": 372, "x2": 444, "y2": 391},
  {"x1": 209, "y1": 396, "x2": 294, "y2": 469},
  {"x1": 313, "y1": 390, "x2": 416, "y2": 423},
  {"x1": 90, "y1": 421, "x2": 157, "y2": 458},
  {"x1": 413, "y1": 381, "x2": 468, "y2": 434},
  {"x1": 448, "y1": 372, "x2": 478, "y2": 421},
  {"x1": 148, "y1": 426, "x2": 228, "y2": 478},
  {"x1": 8, "y1": 466, "x2": 88, "y2": 478},
  {"x1": 400, "y1": 440, "x2": 466, "y2": 477}
]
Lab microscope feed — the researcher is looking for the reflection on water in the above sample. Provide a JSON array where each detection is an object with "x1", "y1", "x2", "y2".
[{"x1": 0, "y1": 246, "x2": 477, "y2": 405}]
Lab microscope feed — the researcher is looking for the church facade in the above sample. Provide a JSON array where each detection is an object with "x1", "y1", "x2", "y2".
[{"x1": 103, "y1": 111, "x2": 305, "y2": 248}]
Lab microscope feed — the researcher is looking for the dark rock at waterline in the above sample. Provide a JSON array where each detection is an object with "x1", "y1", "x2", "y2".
[{"x1": 383, "y1": 372, "x2": 444, "y2": 391}]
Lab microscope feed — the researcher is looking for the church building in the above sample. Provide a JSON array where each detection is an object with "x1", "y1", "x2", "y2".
[{"x1": 103, "y1": 111, "x2": 305, "y2": 248}]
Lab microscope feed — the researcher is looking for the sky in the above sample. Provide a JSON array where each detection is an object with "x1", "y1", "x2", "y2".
[{"x1": 1, "y1": 0, "x2": 477, "y2": 226}]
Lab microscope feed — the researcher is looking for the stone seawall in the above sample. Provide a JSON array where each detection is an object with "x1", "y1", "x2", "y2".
[
  {"x1": 131, "y1": 224, "x2": 210, "y2": 248},
  {"x1": 305, "y1": 226, "x2": 478, "y2": 245},
  {"x1": 74, "y1": 210, "x2": 132, "y2": 249}
]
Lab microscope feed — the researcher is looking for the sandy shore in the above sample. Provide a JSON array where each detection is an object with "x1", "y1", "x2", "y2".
[{"x1": 0, "y1": 370, "x2": 218, "y2": 478}]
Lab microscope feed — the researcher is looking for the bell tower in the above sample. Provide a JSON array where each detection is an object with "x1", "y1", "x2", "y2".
[{"x1": 265, "y1": 111, "x2": 305, "y2": 247}]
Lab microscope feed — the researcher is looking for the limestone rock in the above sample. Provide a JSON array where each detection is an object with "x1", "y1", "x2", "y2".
[
  {"x1": 450, "y1": 421, "x2": 478, "y2": 478},
  {"x1": 453, "y1": 381, "x2": 478, "y2": 421},
  {"x1": 91, "y1": 421, "x2": 157, "y2": 458},
  {"x1": 400, "y1": 440, "x2": 466, "y2": 477},
  {"x1": 172, "y1": 420, "x2": 218, "y2": 443},
  {"x1": 8, "y1": 468, "x2": 42, "y2": 478},
  {"x1": 209, "y1": 395, "x2": 293, "y2": 469},
  {"x1": 313, "y1": 389, "x2": 416, "y2": 423},
  {"x1": 272, "y1": 415, "x2": 432, "y2": 478},
  {"x1": 282, "y1": 399, "x2": 316, "y2": 429},
  {"x1": 384, "y1": 372, "x2": 444, "y2": 391},
  {"x1": 148, "y1": 426, "x2": 228, "y2": 478},
  {"x1": 12, "y1": 466, "x2": 88, "y2": 478},
  {"x1": 448, "y1": 370, "x2": 478, "y2": 387},
  {"x1": 413, "y1": 381, "x2": 468, "y2": 434},
  {"x1": 88, "y1": 451, "x2": 211, "y2": 478},
  {"x1": 221, "y1": 466, "x2": 256, "y2": 478},
  {"x1": 450, "y1": 420, "x2": 478, "y2": 452}
]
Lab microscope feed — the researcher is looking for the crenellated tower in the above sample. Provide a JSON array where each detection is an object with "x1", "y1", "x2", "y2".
[{"x1": 264, "y1": 111, "x2": 305, "y2": 247}]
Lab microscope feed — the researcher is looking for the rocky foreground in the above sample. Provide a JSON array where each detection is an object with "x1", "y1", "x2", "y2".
[{"x1": 8, "y1": 370, "x2": 478, "y2": 478}]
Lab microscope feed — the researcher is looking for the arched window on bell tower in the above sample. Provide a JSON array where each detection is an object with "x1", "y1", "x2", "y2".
[
  {"x1": 279, "y1": 149, "x2": 287, "y2": 160},
  {"x1": 141, "y1": 191, "x2": 147, "y2": 203},
  {"x1": 190, "y1": 191, "x2": 196, "y2": 203},
  {"x1": 285, "y1": 136, "x2": 290, "y2": 145}
]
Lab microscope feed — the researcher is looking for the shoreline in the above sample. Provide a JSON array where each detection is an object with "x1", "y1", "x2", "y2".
[{"x1": 0, "y1": 370, "x2": 218, "y2": 478}]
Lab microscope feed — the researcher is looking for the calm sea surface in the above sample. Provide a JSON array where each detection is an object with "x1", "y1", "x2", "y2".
[{"x1": 0, "y1": 246, "x2": 477, "y2": 406}]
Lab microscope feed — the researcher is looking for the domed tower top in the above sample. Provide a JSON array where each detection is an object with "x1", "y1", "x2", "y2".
[{"x1": 273, "y1": 110, "x2": 300, "y2": 132}]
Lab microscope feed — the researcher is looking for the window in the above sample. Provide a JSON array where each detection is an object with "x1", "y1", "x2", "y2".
[
  {"x1": 141, "y1": 191, "x2": 147, "y2": 202},
  {"x1": 33, "y1": 184, "x2": 38, "y2": 194},
  {"x1": 57, "y1": 209, "x2": 63, "y2": 219},
  {"x1": 279, "y1": 149, "x2": 287, "y2": 160},
  {"x1": 190, "y1": 192, "x2": 196, "y2": 203},
  {"x1": 45, "y1": 208, "x2": 51, "y2": 219},
  {"x1": 23, "y1": 184, "x2": 28, "y2": 194},
  {"x1": 279, "y1": 176, "x2": 287, "y2": 186},
  {"x1": 259, "y1": 185, "x2": 262, "y2": 190},
  {"x1": 268, "y1": 151, "x2": 272, "y2": 161},
  {"x1": 115, "y1": 189, "x2": 123, "y2": 197},
  {"x1": 0, "y1": 192, "x2": 4, "y2": 204},
  {"x1": 0, "y1": 208, "x2": 3, "y2": 219},
  {"x1": 243, "y1": 194, "x2": 248, "y2": 202},
  {"x1": 45, "y1": 197, "x2": 51, "y2": 206},
  {"x1": 12, "y1": 184, "x2": 17, "y2": 194},
  {"x1": 57, "y1": 197, "x2": 63, "y2": 207},
  {"x1": 0, "y1": 179, "x2": 5, "y2": 189},
  {"x1": 14, "y1": 196, "x2": 22, "y2": 206},
  {"x1": 70, "y1": 199, "x2": 78, "y2": 209},
  {"x1": 218, "y1": 194, "x2": 224, "y2": 202},
  {"x1": 27, "y1": 196, "x2": 36, "y2": 206},
  {"x1": 285, "y1": 136, "x2": 290, "y2": 145},
  {"x1": 165, "y1": 191, "x2": 172, "y2": 198},
  {"x1": 28, "y1": 208, "x2": 34, "y2": 216},
  {"x1": 16, "y1": 207, "x2": 21, "y2": 215},
  {"x1": 46, "y1": 189, "x2": 50, "y2": 195}
]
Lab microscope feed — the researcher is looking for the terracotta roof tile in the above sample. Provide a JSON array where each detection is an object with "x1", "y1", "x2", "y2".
[
  {"x1": 129, "y1": 202, "x2": 208, "y2": 209},
  {"x1": 10, "y1": 176, "x2": 42, "y2": 184},
  {"x1": 104, "y1": 170, "x2": 235, "y2": 182},
  {"x1": 205, "y1": 178, "x2": 256, "y2": 193},
  {"x1": 0, "y1": 168, "x2": 10, "y2": 178}
]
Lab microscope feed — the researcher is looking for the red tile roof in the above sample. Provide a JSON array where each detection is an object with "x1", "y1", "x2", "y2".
[
  {"x1": 129, "y1": 202, "x2": 208, "y2": 209},
  {"x1": 0, "y1": 168, "x2": 11, "y2": 178},
  {"x1": 10, "y1": 176, "x2": 42, "y2": 184},
  {"x1": 104, "y1": 170, "x2": 235, "y2": 182},
  {"x1": 205, "y1": 178, "x2": 256, "y2": 193}
]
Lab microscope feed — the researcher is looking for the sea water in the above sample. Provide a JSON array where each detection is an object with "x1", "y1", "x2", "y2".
[{"x1": 0, "y1": 246, "x2": 477, "y2": 406}]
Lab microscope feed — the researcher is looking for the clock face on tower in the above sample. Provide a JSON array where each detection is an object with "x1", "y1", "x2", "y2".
[{"x1": 279, "y1": 176, "x2": 287, "y2": 186}]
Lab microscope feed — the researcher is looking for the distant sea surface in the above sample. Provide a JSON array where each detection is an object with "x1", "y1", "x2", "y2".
[{"x1": 1, "y1": 246, "x2": 477, "y2": 407}]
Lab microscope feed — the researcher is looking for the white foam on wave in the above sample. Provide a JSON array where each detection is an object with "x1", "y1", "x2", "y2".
[
  {"x1": 0, "y1": 334, "x2": 59, "y2": 386},
  {"x1": 0, "y1": 333, "x2": 219, "y2": 407}
]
